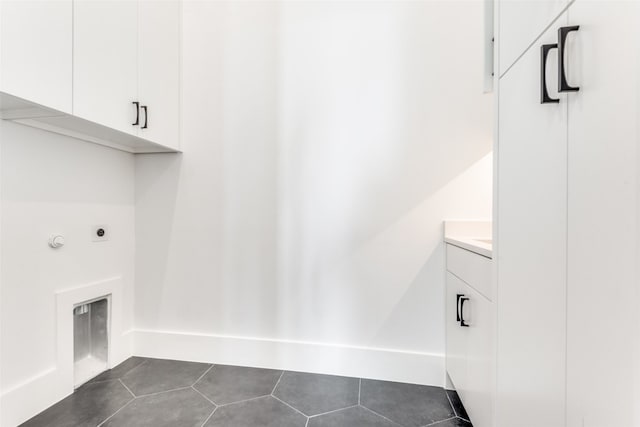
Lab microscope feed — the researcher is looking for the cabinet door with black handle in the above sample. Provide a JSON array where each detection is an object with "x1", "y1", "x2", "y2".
[
  {"x1": 138, "y1": 0, "x2": 181, "y2": 150},
  {"x1": 446, "y1": 272, "x2": 468, "y2": 394},
  {"x1": 565, "y1": 2, "x2": 639, "y2": 426},
  {"x1": 73, "y1": 0, "x2": 138, "y2": 135},
  {"x1": 497, "y1": 12, "x2": 568, "y2": 427}
]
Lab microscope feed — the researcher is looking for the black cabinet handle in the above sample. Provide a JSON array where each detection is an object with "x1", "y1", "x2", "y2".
[
  {"x1": 558, "y1": 25, "x2": 580, "y2": 93},
  {"x1": 541, "y1": 44, "x2": 559, "y2": 104},
  {"x1": 132, "y1": 101, "x2": 140, "y2": 125},
  {"x1": 460, "y1": 297, "x2": 470, "y2": 327},
  {"x1": 141, "y1": 105, "x2": 148, "y2": 129},
  {"x1": 456, "y1": 294, "x2": 464, "y2": 322}
]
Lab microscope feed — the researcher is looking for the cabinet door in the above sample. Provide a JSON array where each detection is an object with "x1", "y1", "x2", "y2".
[
  {"x1": 137, "y1": 0, "x2": 180, "y2": 150},
  {"x1": 446, "y1": 272, "x2": 468, "y2": 392},
  {"x1": 463, "y1": 284, "x2": 493, "y2": 427},
  {"x1": 565, "y1": 2, "x2": 639, "y2": 426},
  {"x1": 499, "y1": 0, "x2": 569, "y2": 76},
  {"x1": 496, "y1": 12, "x2": 568, "y2": 427},
  {"x1": 73, "y1": 0, "x2": 138, "y2": 134},
  {"x1": 0, "y1": 0, "x2": 72, "y2": 112}
]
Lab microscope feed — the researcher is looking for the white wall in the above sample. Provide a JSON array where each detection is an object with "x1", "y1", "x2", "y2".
[
  {"x1": 0, "y1": 121, "x2": 135, "y2": 425},
  {"x1": 134, "y1": 0, "x2": 492, "y2": 386}
]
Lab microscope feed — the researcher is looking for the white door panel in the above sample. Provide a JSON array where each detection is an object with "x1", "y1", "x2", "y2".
[
  {"x1": 73, "y1": 0, "x2": 138, "y2": 134},
  {"x1": 566, "y1": 2, "x2": 639, "y2": 426},
  {"x1": 496, "y1": 12, "x2": 568, "y2": 427}
]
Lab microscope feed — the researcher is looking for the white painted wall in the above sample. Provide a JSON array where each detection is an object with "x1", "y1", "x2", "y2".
[
  {"x1": 0, "y1": 120, "x2": 135, "y2": 425},
  {"x1": 135, "y1": 0, "x2": 492, "y2": 385}
]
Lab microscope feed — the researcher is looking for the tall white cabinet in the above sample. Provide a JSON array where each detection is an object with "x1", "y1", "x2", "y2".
[
  {"x1": 564, "y1": 3, "x2": 638, "y2": 427},
  {"x1": 497, "y1": 13, "x2": 568, "y2": 427},
  {"x1": 496, "y1": 1, "x2": 639, "y2": 426}
]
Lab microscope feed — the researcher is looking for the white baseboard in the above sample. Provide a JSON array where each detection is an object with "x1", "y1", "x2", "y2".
[
  {"x1": 2, "y1": 327, "x2": 443, "y2": 426},
  {"x1": 133, "y1": 329, "x2": 445, "y2": 387}
]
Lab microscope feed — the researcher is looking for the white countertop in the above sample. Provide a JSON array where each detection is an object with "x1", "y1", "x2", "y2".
[{"x1": 444, "y1": 220, "x2": 492, "y2": 258}]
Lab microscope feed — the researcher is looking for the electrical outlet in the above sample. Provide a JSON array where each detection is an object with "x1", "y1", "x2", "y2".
[{"x1": 92, "y1": 225, "x2": 109, "y2": 242}]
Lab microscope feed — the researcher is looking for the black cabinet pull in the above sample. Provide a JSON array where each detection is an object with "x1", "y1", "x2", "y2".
[
  {"x1": 132, "y1": 101, "x2": 140, "y2": 125},
  {"x1": 141, "y1": 105, "x2": 148, "y2": 129},
  {"x1": 558, "y1": 25, "x2": 580, "y2": 93},
  {"x1": 460, "y1": 297, "x2": 470, "y2": 327},
  {"x1": 541, "y1": 44, "x2": 560, "y2": 104},
  {"x1": 456, "y1": 294, "x2": 464, "y2": 322}
]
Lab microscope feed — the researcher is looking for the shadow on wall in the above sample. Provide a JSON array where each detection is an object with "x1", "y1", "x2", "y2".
[{"x1": 134, "y1": 0, "x2": 492, "y2": 358}]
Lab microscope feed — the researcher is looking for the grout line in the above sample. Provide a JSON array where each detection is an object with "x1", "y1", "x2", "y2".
[
  {"x1": 119, "y1": 359, "x2": 149, "y2": 381},
  {"x1": 135, "y1": 385, "x2": 193, "y2": 398},
  {"x1": 90, "y1": 358, "x2": 148, "y2": 385},
  {"x1": 308, "y1": 404, "x2": 358, "y2": 419},
  {"x1": 421, "y1": 416, "x2": 458, "y2": 427},
  {"x1": 443, "y1": 388, "x2": 470, "y2": 422},
  {"x1": 96, "y1": 396, "x2": 135, "y2": 427},
  {"x1": 271, "y1": 370, "x2": 285, "y2": 395},
  {"x1": 217, "y1": 394, "x2": 271, "y2": 408},
  {"x1": 359, "y1": 404, "x2": 403, "y2": 426},
  {"x1": 200, "y1": 406, "x2": 218, "y2": 427},
  {"x1": 444, "y1": 389, "x2": 457, "y2": 418},
  {"x1": 193, "y1": 364, "x2": 215, "y2": 386},
  {"x1": 191, "y1": 385, "x2": 217, "y2": 406},
  {"x1": 271, "y1": 394, "x2": 308, "y2": 418},
  {"x1": 358, "y1": 378, "x2": 361, "y2": 405},
  {"x1": 118, "y1": 379, "x2": 136, "y2": 398}
]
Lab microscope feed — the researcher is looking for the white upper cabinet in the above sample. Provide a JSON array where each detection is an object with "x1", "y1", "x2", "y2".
[
  {"x1": 499, "y1": 0, "x2": 569, "y2": 76},
  {"x1": 73, "y1": 0, "x2": 138, "y2": 135},
  {"x1": 0, "y1": 0, "x2": 72, "y2": 113},
  {"x1": 137, "y1": 0, "x2": 181, "y2": 151}
]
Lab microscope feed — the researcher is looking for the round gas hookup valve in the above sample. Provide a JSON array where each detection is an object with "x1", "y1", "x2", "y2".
[{"x1": 48, "y1": 235, "x2": 65, "y2": 249}]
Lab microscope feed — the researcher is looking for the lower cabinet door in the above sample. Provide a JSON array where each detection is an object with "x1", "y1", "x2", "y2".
[
  {"x1": 462, "y1": 284, "x2": 493, "y2": 427},
  {"x1": 446, "y1": 272, "x2": 468, "y2": 392}
]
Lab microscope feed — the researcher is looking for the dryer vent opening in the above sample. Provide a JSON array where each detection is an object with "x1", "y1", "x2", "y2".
[{"x1": 73, "y1": 297, "x2": 109, "y2": 388}]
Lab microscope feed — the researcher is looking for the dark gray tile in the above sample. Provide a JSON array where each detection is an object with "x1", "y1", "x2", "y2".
[
  {"x1": 308, "y1": 406, "x2": 397, "y2": 427},
  {"x1": 194, "y1": 364, "x2": 282, "y2": 405},
  {"x1": 90, "y1": 357, "x2": 148, "y2": 383},
  {"x1": 121, "y1": 358, "x2": 211, "y2": 396},
  {"x1": 273, "y1": 372, "x2": 358, "y2": 416},
  {"x1": 360, "y1": 379, "x2": 454, "y2": 427},
  {"x1": 101, "y1": 387, "x2": 214, "y2": 427},
  {"x1": 446, "y1": 390, "x2": 470, "y2": 421},
  {"x1": 20, "y1": 379, "x2": 133, "y2": 427},
  {"x1": 204, "y1": 396, "x2": 306, "y2": 427},
  {"x1": 430, "y1": 417, "x2": 473, "y2": 427}
]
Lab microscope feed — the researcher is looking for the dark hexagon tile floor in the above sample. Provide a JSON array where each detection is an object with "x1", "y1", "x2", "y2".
[
  {"x1": 446, "y1": 390, "x2": 470, "y2": 422},
  {"x1": 430, "y1": 417, "x2": 473, "y2": 427},
  {"x1": 272, "y1": 371, "x2": 359, "y2": 416},
  {"x1": 88, "y1": 357, "x2": 149, "y2": 384},
  {"x1": 360, "y1": 379, "x2": 455, "y2": 427},
  {"x1": 120, "y1": 358, "x2": 211, "y2": 396},
  {"x1": 101, "y1": 388, "x2": 214, "y2": 427},
  {"x1": 194, "y1": 364, "x2": 282, "y2": 405},
  {"x1": 20, "y1": 379, "x2": 133, "y2": 427},
  {"x1": 204, "y1": 396, "x2": 305, "y2": 427},
  {"x1": 19, "y1": 357, "x2": 473, "y2": 427},
  {"x1": 307, "y1": 406, "x2": 396, "y2": 427}
]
